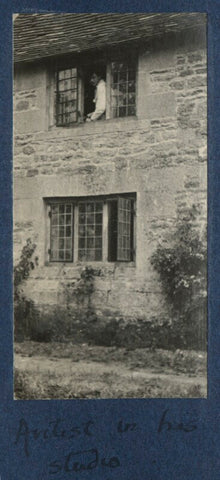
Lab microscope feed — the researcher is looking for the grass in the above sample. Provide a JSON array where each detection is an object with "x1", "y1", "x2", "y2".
[{"x1": 14, "y1": 341, "x2": 207, "y2": 400}]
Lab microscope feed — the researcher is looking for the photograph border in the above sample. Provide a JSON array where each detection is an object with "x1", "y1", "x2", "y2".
[{"x1": 0, "y1": 1, "x2": 219, "y2": 478}]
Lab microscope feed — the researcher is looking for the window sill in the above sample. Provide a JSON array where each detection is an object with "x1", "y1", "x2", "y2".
[
  {"x1": 45, "y1": 260, "x2": 136, "y2": 268},
  {"x1": 48, "y1": 116, "x2": 139, "y2": 138}
]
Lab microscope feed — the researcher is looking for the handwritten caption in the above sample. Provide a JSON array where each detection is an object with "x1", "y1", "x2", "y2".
[{"x1": 14, "y1": 409, "x2": 198, "y2": 475}]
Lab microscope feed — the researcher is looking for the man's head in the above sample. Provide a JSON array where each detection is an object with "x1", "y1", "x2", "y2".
[{"x1": 90, "y1": 72, "x2": 101, "y2": 87}]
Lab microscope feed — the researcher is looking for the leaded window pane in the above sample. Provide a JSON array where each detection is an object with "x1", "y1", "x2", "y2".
[
  {"x1": 56, "y1": 67, "x2": 78, "y2": 126},
  {"x1": 110, "y1": 62, "x2": 136, "y2": 118},
  {"x1": 117, "y1": 197, "x2": 132, "y2": 261},
  {"x1": 78, "y1": 201, "x2": 103, "y2": 261},
  {"x1": 50, "y1": 203, "x2": 73, "y2": 262}
]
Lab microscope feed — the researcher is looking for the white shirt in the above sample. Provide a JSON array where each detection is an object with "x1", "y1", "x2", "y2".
[{"x1": 90, "y1": 79, "x2": 106, "y2": 121}]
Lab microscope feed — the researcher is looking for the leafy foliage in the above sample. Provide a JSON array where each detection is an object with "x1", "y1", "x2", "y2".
[
  {"x1": 150, "y1": 205, "x2": 207, "y2": 349},
  {"x1": 14, "y1": 239, "x2": 39, "y2": 341},
  {"x1": 14, "y1": 238, "x2": 38, "y2": 300}
]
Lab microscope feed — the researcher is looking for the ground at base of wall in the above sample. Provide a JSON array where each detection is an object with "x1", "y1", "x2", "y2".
[{"x1": 14, "y1": 342, "x2": 207, "y2": 399}]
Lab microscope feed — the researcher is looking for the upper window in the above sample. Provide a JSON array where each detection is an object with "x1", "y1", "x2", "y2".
[
  {"x1": 46, "y1": 194, "x2": 136, "y2": 263},
  {"x1": 56, "y1": 68, "x2": 78, "y2": 126},
  {"x1": 111, "y1": 62, "x2": 136, "y2": 118},
  {"x1": 53, "y1": 57, "x2": 136, "y2": 127}
]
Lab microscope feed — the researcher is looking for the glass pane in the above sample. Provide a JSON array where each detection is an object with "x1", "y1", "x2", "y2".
[
  {"x1": 79, "y1": 237, "x2": 85, "y2": 248},
  {"x1": 58, "y1": 71, "x2": 65, "y2": 80},
  {"x1": 51, "y1": 250, "x2": 58, "y2": 260},
  {"x1": 65, "y1": 250, "x2": 72, "y2": 261},
  {"x1": 59, "y1": 227, "x2": 65, "y2": 237},
  {"x1": 59, "y1": 215, "x2": 64, "y2": 225},
  {"x1": 95, "y1": 250, "x2": 102, "y2": 261},
  {"x1": 95, "y1": 238, "x2": 102, "y2": 248},
  {"x1": 51, "y1": 214, "x2": 58, "y2": 226},
  {"x1": 87, "y1": 213, "x2": 94, "y2": 224},
  {"x1": 71, "y1": 78, "x2": 77, "y2": 89},
  {"x1": 87, "y1": 203, "x2": 94, "y2": 213},
  {"x1": 66, "y1": 226, "x2": 71, "y2": 237},
  {"x1": 79, "y1": 226, "x2": 85, "y2": 237},
  {"x1": 79, "y1": 214, "x2": 86, "y2": 224},
  {"x1": 119, "y1": 83, "x2": 127, "y2": 94},
  {"x1": 87, "y1": 250, "x2": 95, "y2": 261},
  {"x1": 113, "y1": 72, "x2": 118, "y2": 83},
  {"x1": 51, "y1": 227, "x2": 59, "y2": 237},
  {"x1": 119, "y1": 70, "x2": 127, "y2": 81},
  {"x1": 78, "y1": 249, "x2": 86, "y2": 261},
  {"x1": 59, "y1": 251, "x2": 64, "y2": 260},
  {"x1": 95, "y1": 225, "x2": 102, "y2": 236},
  {"x1": 66, "y1": 214, "x2": 72, "y2": 225},
  {"x1": 65, "y1": 205, "x2": 72, "y2": 213},
  {"x1": 51, "y1": 238, "x2": 59, "y2": 250},
  {"x1": 95, "y1": 202, "x2": 103, "y2": 212},
  {"x1": 128, "y1": 81, "x2": 135, "y2": 92},
  {"x1": 119, "y1": 107, "x2": 126, "y2": 117},
  {"x1": 128, "y1": 69, "x2": 136, "y2": 80},
  {"x1": 79, "y1": 204, "x2": 86, "y2": 213},
  {"x1": 95, "y1": 213, "x2": 102, "y2": 224},
  {"x1": 87, "y1": 238, "x2": 95, "y2": 248},
  {"x1": 70, "y1": 112, "x2": 77, "y2": 123},
  {"x1": 128, "y1": 93, "x2": 135, "y2": 105},
  {"x1": 59, "y1": 205, "x2": 65, "y2": 214},
  {"x1": 51, "y1": 205, "x2": 59, "y2": 214},
  {"x1": 64, "y1": 78, "x2": 71, "y2": 90},
  {"x1": 128, "y1": 106, "x2": 136, "y2": 116},
  {"x1": 87, "y1": 225, "x2": 95, "y2": 236},
  {"x1": 59, "y1": 239, "x2": 64, "y2": 249},
  {"x1": 66, "y1": 238, "x2": 72, "y2": 250}
]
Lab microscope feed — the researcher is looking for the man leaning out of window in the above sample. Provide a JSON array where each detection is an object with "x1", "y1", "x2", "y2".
[{"x1": 86, "y1": 71, "x2": 106, "y2": 122}]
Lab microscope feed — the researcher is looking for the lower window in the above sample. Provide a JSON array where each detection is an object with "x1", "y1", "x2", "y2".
[{"x1": 46, "y1": 194, "x2": 136, "y2": 263}]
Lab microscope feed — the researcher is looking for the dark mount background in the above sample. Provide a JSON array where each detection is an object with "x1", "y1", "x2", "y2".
[{"x1": 0, "y1": 1, "x2": 219, "y2": 479}]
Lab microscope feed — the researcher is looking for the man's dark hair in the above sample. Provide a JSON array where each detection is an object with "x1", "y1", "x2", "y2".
[{"x1": 92, "y1": 66, "x2": 105, "y2": 80}]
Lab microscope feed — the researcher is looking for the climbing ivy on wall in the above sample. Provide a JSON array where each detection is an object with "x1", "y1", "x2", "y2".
[{"x1": 150, "y1": 204, "x2": 207, "y2": 349}]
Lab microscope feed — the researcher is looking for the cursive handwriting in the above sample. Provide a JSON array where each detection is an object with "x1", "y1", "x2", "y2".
[
  {"x1": 14, "y1": 418, "x2": 94, "y2": 457},
  {"x1": 49, "y1": 448, "x2": 120, "y2": 475},
  {"x1": 158, "y1": 409, "x2": 197, "y2": 433},
  {"x1": 14, "y1": 411, "x2": 198, "y2": 461}
]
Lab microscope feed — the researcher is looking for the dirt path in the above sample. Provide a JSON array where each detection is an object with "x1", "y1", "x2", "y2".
[{"x1": 14, "y1": 353, "x2": 207, "y2": 399}]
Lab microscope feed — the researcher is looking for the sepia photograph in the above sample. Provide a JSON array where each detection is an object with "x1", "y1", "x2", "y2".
[{"x1": 13, "y1": 12, "x2": 207, "y2": 399}]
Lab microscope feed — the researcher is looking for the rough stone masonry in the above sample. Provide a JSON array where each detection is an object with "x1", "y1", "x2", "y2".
[{"x1": 13, "y1": 25, "x2": 207, "y2": 327}]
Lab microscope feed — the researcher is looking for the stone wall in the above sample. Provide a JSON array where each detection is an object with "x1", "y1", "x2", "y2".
[{"x1": 13, "y1": 26, "x2": 207, "y2": 325}]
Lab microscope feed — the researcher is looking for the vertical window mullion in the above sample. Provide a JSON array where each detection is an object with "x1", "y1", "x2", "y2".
[
  {"x1": 74, "y1": 204, "x2": 79, "y2": 262},
  {"x1": 106, "y1": 63, "x2": 111, "y2": 120},
  {"x1": 126, "y1": 67, "x2": 128, "y2": 116},
  {"x1": 117, "y1": 197, "x2": 132, "y2": 261},
  {"x1": 102, "y1": 202, "x2": 108, "y2": 261}
]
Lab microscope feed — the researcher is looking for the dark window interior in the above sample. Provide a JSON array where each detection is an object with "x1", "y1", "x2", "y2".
[{"x1": 108, "y1": 200, "x2": 118, "y2": 261}]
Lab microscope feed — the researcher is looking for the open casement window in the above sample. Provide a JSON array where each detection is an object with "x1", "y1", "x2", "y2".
[
  {"x1": 46, "y1": 194, "x2": 135, "y2": 263},
  {"x1": 51, "y1": 54, "x2": 137, "y2": 127},
  {"x1": 55, "y1": 67, "x2": 79, "y2": 126},
  {"x1": 117, "y1": 197, "x2": 133, "y2": 261}
]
